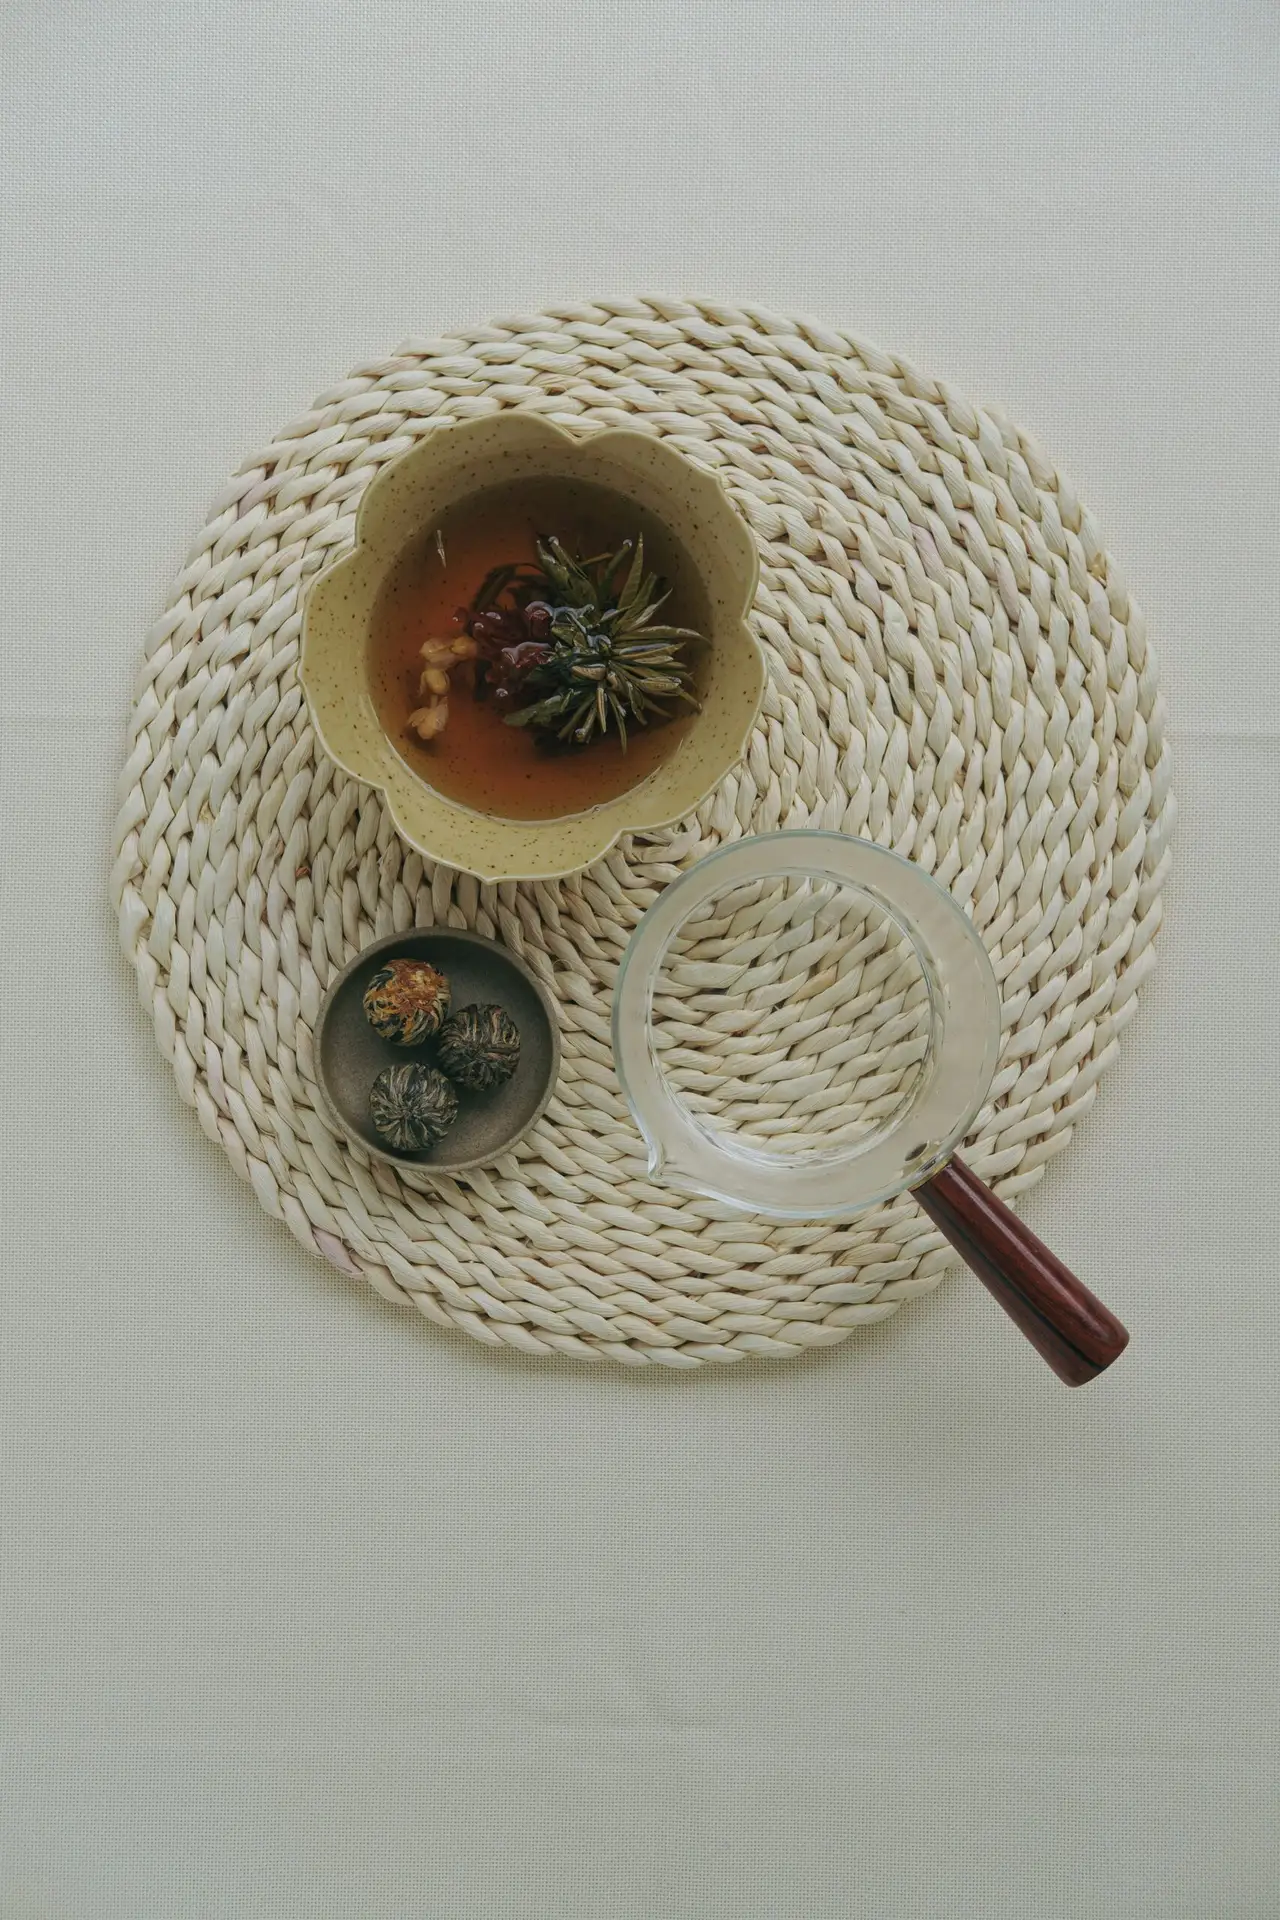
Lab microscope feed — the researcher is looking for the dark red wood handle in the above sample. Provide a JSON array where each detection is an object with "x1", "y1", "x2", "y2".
[{"x1": 914, "y1": 1155, "x2": 1129, "y2": 1385}]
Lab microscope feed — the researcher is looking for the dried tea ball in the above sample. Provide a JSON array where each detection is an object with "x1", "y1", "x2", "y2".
[
  {"x1": 363, "y1": 958, "x2": 450, "y2": 1046},
  {"x1": 437, "y1": 1003, "x2": 522, "y2": 1092},
  {"x1": 368, "y1": 1062, "x2": 459, "y2": 1153}
]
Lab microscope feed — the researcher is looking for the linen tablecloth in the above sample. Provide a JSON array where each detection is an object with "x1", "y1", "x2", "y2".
[{"x1": 2, "y1": 4, "x2": 1277, "y2": 1913}]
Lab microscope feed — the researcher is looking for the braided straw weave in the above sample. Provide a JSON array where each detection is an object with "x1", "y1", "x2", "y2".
[{"x1": 112, "y1": 299, "x2": 1173, "y2": 1366}]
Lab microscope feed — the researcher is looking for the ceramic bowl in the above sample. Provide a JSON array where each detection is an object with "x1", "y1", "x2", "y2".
[
  {"x1": 313, "y1": 928, "x2": 560, "y2": 1173},
  {"x1": 300, "y1": 412, "x2": 764, "y2": 881}
]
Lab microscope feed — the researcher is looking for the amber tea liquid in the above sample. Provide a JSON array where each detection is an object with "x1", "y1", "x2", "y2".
[{"x1": 368, "y1": 476, "x2": 708, "y2": 822}]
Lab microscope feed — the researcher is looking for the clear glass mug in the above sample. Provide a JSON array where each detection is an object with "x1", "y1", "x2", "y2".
[{"x1": 612, "y1": 833, "x2": 1128, "y2": 1384}]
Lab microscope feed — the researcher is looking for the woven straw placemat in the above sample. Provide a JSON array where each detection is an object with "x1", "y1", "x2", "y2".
[{"x1": 112, "y1": 298, "x2": 1173, "y2": 1365}]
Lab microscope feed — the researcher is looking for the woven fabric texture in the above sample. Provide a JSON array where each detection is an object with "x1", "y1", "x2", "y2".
[{"x1": 111, "y1": 298, "x2": 1173, "y2": 1365}]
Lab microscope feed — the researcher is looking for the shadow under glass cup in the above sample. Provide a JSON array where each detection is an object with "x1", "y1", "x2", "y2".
[{"x1": 612, "y1": 833, "x2": 1003, "y2": 1221}]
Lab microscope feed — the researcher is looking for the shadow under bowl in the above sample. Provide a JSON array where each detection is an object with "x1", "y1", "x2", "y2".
[{"x1": 313, "y1": 929, "x2": 560, "y2": 1172}]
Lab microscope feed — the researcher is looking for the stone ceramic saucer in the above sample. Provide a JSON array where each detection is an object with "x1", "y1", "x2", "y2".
[{"x1": 313, "y1": 928, "x2": 560, "y2": 1172}]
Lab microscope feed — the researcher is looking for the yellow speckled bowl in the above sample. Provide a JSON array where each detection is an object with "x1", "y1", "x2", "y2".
[{"x1": 300, "y1": 413, "x2": 764, "y2": 882}]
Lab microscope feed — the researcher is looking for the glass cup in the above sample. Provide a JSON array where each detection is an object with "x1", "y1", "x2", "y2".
[{"x1": 612, "y1": 832, "x2": 1129, "y2": 1385}]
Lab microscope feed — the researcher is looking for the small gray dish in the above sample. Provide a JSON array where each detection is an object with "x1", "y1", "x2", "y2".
[{"x1": 313, "y1": 928, "x2": 560, "y2": 1173}]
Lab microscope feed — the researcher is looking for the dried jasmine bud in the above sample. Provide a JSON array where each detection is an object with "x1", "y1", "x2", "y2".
[
  {"x1": 362, "y1": 958, "x2": 450, "y2": 1046},
  {"x1": 436, "y1": 1003, "x2": 522, "y2": 1092},
  {"x1": 369, "y1": 1062, "x2": 458, "y2": 1152}
]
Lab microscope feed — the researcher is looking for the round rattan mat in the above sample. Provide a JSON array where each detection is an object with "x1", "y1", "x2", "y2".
[{"x1": 112, "y1": 298, "x2": 1173, "y2": 1365}]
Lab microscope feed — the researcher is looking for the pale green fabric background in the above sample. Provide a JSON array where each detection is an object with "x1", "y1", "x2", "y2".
[{"x1": 2, "y1": 3, "x2": 1277, "y2": 1914}]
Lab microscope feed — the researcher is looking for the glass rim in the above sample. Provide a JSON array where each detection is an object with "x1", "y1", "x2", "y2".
[{"x1": 611, "y1": 831, "x2": 1003, "y2": 1221}]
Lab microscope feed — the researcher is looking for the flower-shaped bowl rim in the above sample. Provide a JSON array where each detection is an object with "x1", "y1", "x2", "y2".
[{"x1": 300, "y1": 413, "x2": 764, "y2": 882}]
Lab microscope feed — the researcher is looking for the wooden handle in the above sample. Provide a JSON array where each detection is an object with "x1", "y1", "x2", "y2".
[{"x1": 914, "y1": 1155, "x2": 1129, "y2": 1385}]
